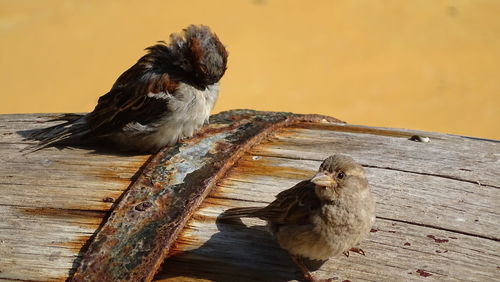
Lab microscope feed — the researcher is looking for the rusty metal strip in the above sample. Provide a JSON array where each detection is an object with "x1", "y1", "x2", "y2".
[{"x1": 70, "y1": 109, "x2": 341, "y2": 282}]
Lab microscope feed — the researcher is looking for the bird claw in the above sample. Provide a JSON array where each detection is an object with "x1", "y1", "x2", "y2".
[
  {"x1": 290, "y1": 255, "x2": 319, "y2": 282},
  {"x1": 304, "y1": 275, "x2": 333, "y2": 282},
  {"x1": 349, "y1": 247, "x2": 365, "y2": 256},
  {"x1": 343, "y1": 248, "x2": 365, "y2": 258}
]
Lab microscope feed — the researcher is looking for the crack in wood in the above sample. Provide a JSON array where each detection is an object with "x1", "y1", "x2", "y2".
[
  {"x1": 247, "y1": 153, "x2": 500, "y2": 189},
  {"x1": 2, "y1": 112, "x2": 498, "y2": 282},
  {"x1": 365, "y1": 165, "x2": 500, "y2": 189},
  {"x1": 0, "y1": 204, "x2": 111, "y2": 215},
  {"x1": 376, "y1": 216, "x2": 500, "y2": 242}
]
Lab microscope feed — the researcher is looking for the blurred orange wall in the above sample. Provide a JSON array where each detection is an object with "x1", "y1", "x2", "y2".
[{"x1": 1, "y1": 0, "x2": 499, "y2": 139}]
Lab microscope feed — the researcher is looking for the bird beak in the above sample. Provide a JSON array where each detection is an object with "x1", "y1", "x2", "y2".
[{"x1": 311, "y1": 172, "x2": 336, "y2": 187}]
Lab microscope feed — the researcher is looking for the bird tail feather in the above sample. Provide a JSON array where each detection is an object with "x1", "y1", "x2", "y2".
[
  {"x1": 220, "y1": 207, "x2": 264, "y2": 219},
  {"x1": 47, "y1": 113, "x2": 85, "y2": 123},
  {"x1": 22, "y1": 114, "x2": 90, "y2": 153}
]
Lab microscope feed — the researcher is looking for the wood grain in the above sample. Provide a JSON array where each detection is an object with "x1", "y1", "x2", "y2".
[
  {"x1": 1, "y1": 114, "x2": 499, "y2": 281},
  {"x1": 155, "y1": 122, "x2": 500, "y2": 281},
  {"x1": 0, "y1": 114, "x2": 150, "y2": 281}
]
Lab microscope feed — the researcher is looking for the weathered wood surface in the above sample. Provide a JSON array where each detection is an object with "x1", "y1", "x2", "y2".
[
  {"x1": 155, "y1": 122, "x2": 500, "y2": 281},
  {"x1": 69, "y1": 110, "x2": 339, "y2": 282},
  {"x1": 0, "y1": 114, "x2": 150, "y2": 281},
  {"x1": 0, "y1": 112, "x2": 499, "y2": 281}
]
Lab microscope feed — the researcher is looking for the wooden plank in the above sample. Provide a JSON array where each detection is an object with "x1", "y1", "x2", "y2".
[
  {"x1": 155, "y1": 122, "x2": 500, "y2": 281},
  {"x1": 69, "y1": 110, "x2": 340, "y2": 282},
  {"x1": 215, "y1": 155, "x2": 499, "y2": 240},
  {"x1": 2, "y1": 112, "x2": 499, "y2": 281},
  {"x1": 256, "y1": 123, "x2": 500, "y2": 188},
  {"x1": 0, "y1": 114, "x2": 149, "y2": 281},
  {"x1": 158, "y1": 215, "x2": 499, "y2": 281}
]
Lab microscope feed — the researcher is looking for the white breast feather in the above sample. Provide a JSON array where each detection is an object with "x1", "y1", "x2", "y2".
[{"x1": 141, "y1": 82, "x2": 219, "y2": 151}]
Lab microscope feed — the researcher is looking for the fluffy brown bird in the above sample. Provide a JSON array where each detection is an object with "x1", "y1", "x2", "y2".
[
  {"x1": 221, "y1": 154, "x2": 375, "y2": 281},
  {"x1": 24, "y1": 25, "x2": 228, "y2": 153}
]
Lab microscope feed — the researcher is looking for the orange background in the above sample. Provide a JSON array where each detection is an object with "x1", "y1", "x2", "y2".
[{"x1": 1, "y1": 0, "x2": 499, "y2": 139}]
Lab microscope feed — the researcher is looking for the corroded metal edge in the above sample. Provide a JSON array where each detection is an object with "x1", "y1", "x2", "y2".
[{"x1": 70, "y1": 109, "x2": 342, "y2": 282}]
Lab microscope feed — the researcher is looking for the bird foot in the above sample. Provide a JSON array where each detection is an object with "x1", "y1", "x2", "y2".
[
  {"x1": 302, "y1": 274, "x2": 334, "y2": 282},
  {"x1": 349, "y1": 247, "x2": 365, "y2": 256},
  {"x1": 343, "y1": 247, "x2": 365, "y2": 257},
  {"x1": 290, "y1": 255, "x2": 320, "y2": 282}
]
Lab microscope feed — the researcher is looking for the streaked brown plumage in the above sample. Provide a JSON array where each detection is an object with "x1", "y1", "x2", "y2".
[
  {"x1": 221, "y1": 154, "x2": 375, "y2": 282},
  {"x1": 24, "y1": 25, "x2": 228, "y2": 153}
]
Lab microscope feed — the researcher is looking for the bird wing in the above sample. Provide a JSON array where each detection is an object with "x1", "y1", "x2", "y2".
[
  {"x1": 256, "y1": 180, "x2": 321, "y2": 225},
  {"x1": 84, "y1": 46, "x2": 179, "y2": 137}
]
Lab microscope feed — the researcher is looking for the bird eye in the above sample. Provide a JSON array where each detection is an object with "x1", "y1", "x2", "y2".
[{"x1": 337, "y1": 171, "x2": 345, "y2": 179}]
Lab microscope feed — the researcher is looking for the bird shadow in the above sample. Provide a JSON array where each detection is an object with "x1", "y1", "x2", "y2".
[
  {"x1": 154, "y1": 216, "x2": 327, "y2": 282},
  {"x1": 17, "y1": 128, "x2": 151, "y2": 157}
]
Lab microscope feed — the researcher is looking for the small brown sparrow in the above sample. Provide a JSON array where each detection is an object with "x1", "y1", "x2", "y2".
[
  {"x1": 25, "y1": 25, "x2": 228, "y2": 153},
  {"x1": 221, "y1": 155, "x2": 375, "y2": 282}
]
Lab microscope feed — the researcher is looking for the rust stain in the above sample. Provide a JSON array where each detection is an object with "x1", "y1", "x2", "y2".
[
  {"x1": 197, "y1": 183, "x2": 225, "y2": 201},
  {"x1": 198, "y1": 195, "x2": 233, "y2": 208},
  {"x1": 165, "y1": 224, "x2": 200, "y2": 258},
  {"x1": 416, "y1": 269, "x2": 433, "y2": 277},
  {"x1": 173, "y1": 236, "x2": 199, "y2": 248},
  {"x1": 182, "y1": 113, "x2": 250, "y2": 146},
  {"x1": 55, "y1": 235, "x2": 91, "y2": 252},
  {"x1": 291, "y1": 122, "x2": 416, "y2": 138},
  {"x1": 208, "y1": 192, "x2": 244, "y2": 206},
  {"x1": 189, "y1": 213, "x2": 216, "y2": 224},
  {"x1": 49, "y1": 156, "x2": 149, "y2": 187},
  {"x1": 18, "y1": 207, "x2": 106, "y2": 229},
  {"x1": 95, "y1": 158, "x2": 149, "y2": 185},
  {"x1": 134, "y1": 201, "x2": 153, "y2": 211},
  {"x1": 210, "y1": 140, "x2": 233, "y2": 154},
  {"x1": 427, "y1": 235, "x2": 449, "y2": 243},
  {"x1": 163, "y1": 208, "x2": 218, "y2": 261},
  {"x1": 227, "y1": 156, "x2": 312, "y2": 180},
  {"x1": 103, "y1": 197, "x2": 115, "y2": 203},
  {"x1": 19, "y1": 207, "x2": 106, "y2": 219},
  {"x1": 70, "y1": 110, "x2": 340, "y2": 282}
]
